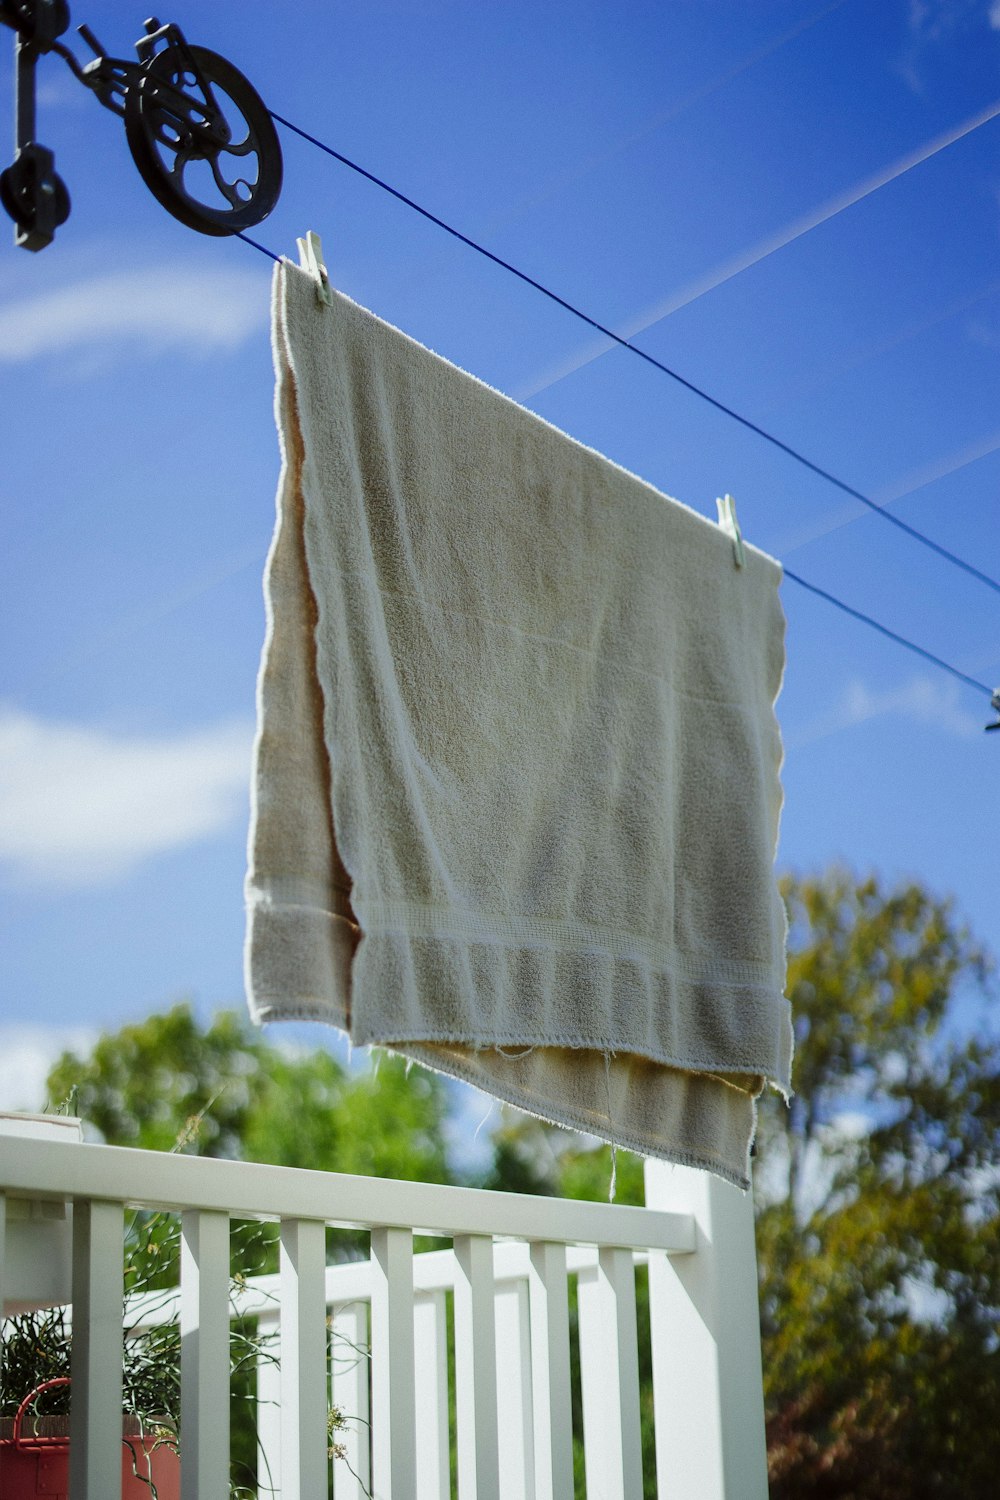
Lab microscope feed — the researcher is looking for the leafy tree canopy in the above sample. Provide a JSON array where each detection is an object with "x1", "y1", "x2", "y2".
[
  {"x1": 758, "y1": 872, "x2": 999, "y2": 1499},
  {"x1": 47, "y1": 1002, "x2": 452, "y2": 1187}
]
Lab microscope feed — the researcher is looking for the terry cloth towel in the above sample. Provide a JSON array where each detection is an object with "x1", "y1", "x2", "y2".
[{"x1": 245, "y1": 260, "x2": 792, "y2": 1190}]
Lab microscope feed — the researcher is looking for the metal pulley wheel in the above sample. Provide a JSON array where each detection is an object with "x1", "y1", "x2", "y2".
[{"x1": 123, "y1": 42, "x2": 282, "y2": 237}]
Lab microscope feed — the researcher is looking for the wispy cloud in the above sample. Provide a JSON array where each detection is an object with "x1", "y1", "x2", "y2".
[
  {"x1": 770, "y1": 422, "x2": 1000, "y2": 557},
  {"x1": 786, "y1": 675, "x2": 983, "y2": 752},
  {"x1": 899, "y1": 1, "x2": 996, "y2": 90},
  {"x1": 518, "y1": 96, "x2": 1000, "y2": 402},
  {"x1": 478, "y1": 0, "x2": 848, "y2": 245},
  {"x1": 0, "y1": 265, "x2": 268, "y2": 365},
  {"x1": 0, "y1": 1024, "x2": 97, "y2": 1112},
  {"x1": 0, "y1": 707, "x2": 254, "y2": 888}
]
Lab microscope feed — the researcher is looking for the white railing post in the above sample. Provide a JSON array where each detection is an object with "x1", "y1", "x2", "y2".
[
  {"x1": 255, "y1": 1309, "x2": 282, "y2": 1499},
  {"x1": 413, "y1": 1290, "x2": 449, "y2": 1500},
  {"x1": 180, "y1": 1208, "x2": 231, "y2": 1500},
  {"x1": 494, "y1": 1275, "x2": 534, "y2": 1499},
  {"x1": 527, "y1": 1240, "x2": 573, "y2": 1500},
  {"x1": 331, "y1": 1300, "x2": 372, "y2": 1499},
  {"x1": 578, "y1": 1247, "x2": 643, "y2": 1500},
  {"x1": 68, "y1": 1197, "x2": 124, "y2": 1500},
  {"x1": 453, "y1": 1234, "x2": 500, "y2": 1500},
  {"x1": 280, "y1": 1218, "x2": 329, "y2": 1498},
  {"x1": 370, "y1": 1226, "x2": 417, "y2": 1500},
  {"x1": 644, "y1": 1160, "x2": 768, "y2": 1499}
]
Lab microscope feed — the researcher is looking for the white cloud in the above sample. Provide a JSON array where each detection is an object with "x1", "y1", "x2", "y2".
[
  {"x1": 0, "y1": 1024, "x2": 97, "y2": 1113},
  {"x1": 896, "y1": 1, "x2": 994, "y2": 92},
  {"x1": 906, "y1": 0, "x2": 988, "y2": 41},
  {"x1": 841, "y1": 677, "x2": 982, "y2": 736},
  {"x1": 787, "y1": 674, "x2": 983, "y2": 751},
  {"x1": 0, "y1": 266, "x2": 268, "y2": 365},
  {"x1": 0, "y1": 706, "x2": 254, "y2": 888}
]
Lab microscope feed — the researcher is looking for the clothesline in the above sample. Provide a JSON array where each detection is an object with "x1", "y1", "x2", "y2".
[
  {"x1": 262, "y1": 109, "x2": 1000, "y2": 604},
  {"x1": 234, "y1": 231, "x2": 993, "y2": 709}
]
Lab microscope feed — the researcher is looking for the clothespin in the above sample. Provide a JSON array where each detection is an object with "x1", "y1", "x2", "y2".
[
  {"x1": 716, "y1": 493, "x2": 745, "y2": 568},
  {"x1": 986, "y1": 688, "x2": 1000, "y2": 732},
  {"x1": 296, "y1": 229, "x2": 333, "y2": 306}
]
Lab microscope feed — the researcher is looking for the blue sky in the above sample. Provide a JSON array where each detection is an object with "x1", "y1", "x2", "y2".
[{"x1": 1, "y1": 0, "x2": 998, "y2": 1114}]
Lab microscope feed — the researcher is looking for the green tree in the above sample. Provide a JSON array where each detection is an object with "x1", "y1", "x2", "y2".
[
  {"x1": 47, "y1": 1001, "x2": 453, "y2": 1186},
  {"x1": 756, "y1": 871, "x2": 1000, "y2": 1499}
]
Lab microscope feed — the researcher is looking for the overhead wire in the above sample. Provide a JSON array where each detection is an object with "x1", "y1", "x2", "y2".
[
  {"x1": 230, "y1": 119, "x2": 998, "y2": 708},
  {"x1": 522, "y1": 92, "x2": 1000, "y2": 400},
  {"x1": 267, "y1": 110, "x2": 1000, "y2": 602},
  {"x1": 780, "y1": 570, "x2": 992, "y2": 698},
  {"x1": 237, "y1": 231, "x2": 281, "y2": 264}
]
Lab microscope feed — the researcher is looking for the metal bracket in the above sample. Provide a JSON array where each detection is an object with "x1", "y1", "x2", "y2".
[
  {"x1": 1, "y1": 4, "x2": 282, "y2": 249},
  {"x1": 0, "y1": 1, "x2": 71, "y2": 249}
]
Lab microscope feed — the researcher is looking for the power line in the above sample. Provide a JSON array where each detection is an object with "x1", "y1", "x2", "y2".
[{"x1": 267, "y1": 109, "x2": 1000, "y2": 601}]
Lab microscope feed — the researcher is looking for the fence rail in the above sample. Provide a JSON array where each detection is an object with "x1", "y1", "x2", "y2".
[{"x1": 1, "y1": 1126, "x2": 769, "y2": 1499}]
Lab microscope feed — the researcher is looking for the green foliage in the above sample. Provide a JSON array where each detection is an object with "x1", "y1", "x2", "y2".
[
  {"x1": 47, "y1": 1002, "x2": 453, "y2": 1188},
  {"x1": 47, "y1": 1006, "x2": 267, "y2": 1157},
  {"x1": 481, "y1": 1115, "x2": 645, "y2": 1205},
  {"x1": 756, "y1": 871, "x2": 1000, "y2": 1499}
]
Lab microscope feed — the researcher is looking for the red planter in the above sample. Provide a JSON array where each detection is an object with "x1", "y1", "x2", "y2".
[{"x1": 0, "y1": 1380, "x2": 180, "y2": 1500}]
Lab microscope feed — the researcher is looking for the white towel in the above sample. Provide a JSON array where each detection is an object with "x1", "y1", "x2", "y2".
[{"x1": 245, "y1": 261, "x2": 791, "y2": 1189}]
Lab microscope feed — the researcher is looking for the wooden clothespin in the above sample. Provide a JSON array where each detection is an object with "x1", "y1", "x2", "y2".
[
  {"x1": 716, "y1": 493, "x2": 745, "y2": 569},
  {"x1": 296, "y1": 229, "x2": 333, "y2": 306}
]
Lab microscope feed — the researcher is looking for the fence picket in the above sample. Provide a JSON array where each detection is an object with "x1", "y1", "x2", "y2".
[
  {"x1": 370, "y1": 1226, "x2": 417, "y2": 1500},
  {"x1": 180, "y1": 1208, "x2": 231, "y2": 1500},
  {"x1": 527, "y1": 1240, "x2": 573, "y2": 1500},
  {"x1": 255, "y1": 1309, "x2": 282, "y2": 1500},
  {"x1": 578, "y1": 1247, "x2": 643, "y2": 1500},
  {"x1": 68, "y1": 1198, "x2": 124, "y2": 1500},
  {"x1": 495, "y1": 1275, "x2": 534, "y2": 1499},
  {"x1": 414, "y1": 1290, "x2": 450, "y2": 1500},
  {"x1": 331, "y1": 1300, "x2": 371, "y2": 1499},
  {"x1": 280, "y1": 1218, "x2": 329, "y2": 1498},
  {"x1": 454, "y1": 1234, "x2": 500, "y2": 1500}
]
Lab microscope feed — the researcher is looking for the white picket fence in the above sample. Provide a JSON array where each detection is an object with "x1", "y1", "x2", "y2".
[{"x1": 0, "y1": 1119, "x2": 769, "y2": 1498}]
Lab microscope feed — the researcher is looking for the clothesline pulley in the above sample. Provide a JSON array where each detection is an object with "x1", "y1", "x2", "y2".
[{"x1": 0, "y1": 0, "x2": 282, "y2": 249}]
